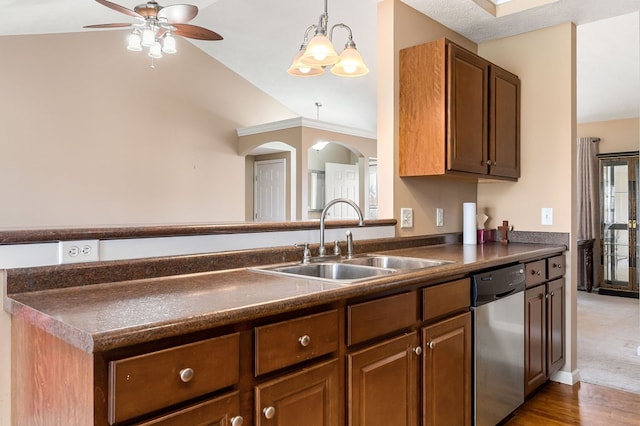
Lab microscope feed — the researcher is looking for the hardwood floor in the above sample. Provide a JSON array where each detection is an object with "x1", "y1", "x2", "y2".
[{"x1": 505, "y1": 381, "x2": 640, "y2": 425}]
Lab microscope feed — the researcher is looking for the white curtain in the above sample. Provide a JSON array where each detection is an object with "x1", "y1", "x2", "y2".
[{"x1": 577, "y1": 137, "x2": 599, "y2": 240}]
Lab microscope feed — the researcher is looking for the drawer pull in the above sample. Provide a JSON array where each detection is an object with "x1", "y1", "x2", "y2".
[
  {"x1": 231, "y1": 416, "x2": 244, "y2": 426},
  {"x1": 298, "y1": 335, "x2": 311, "y2": 347},
  {"x1": 413, "y1": 346, "x2": 423, "y2": 356},
  {"x1": 428, "y1": 341, "x2": 435, "y2": 350},
  {"x1": 179, "y1": 367, "x2": 194, "y2": 383},
  {"x1": 531, "y1": 269, "x2": 541, "y2": 276},
  {"x1": 263, "y1": 406, "x2": 276, "y2": 419},
  {"x1": 553, "y1": 263, "x2": 562, "y2": 269}
]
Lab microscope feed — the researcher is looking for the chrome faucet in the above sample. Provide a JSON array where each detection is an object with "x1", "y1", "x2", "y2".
[{"x1": 319, "y1": 198, "x2": 365, "y2": 256}]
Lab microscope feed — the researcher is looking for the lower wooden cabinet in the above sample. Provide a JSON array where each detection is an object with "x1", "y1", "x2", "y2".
[
  {"x1": 422, "y1": 312, "x2": 471, "y2": 426},
  {"x1": 525, "y1": 278, "x2": 565, "y2": 396},
  {"x1": 347, "y1": 332, "x2": 420, "y2": 426},
  {"x1": 254, "y1": 359, "x2": 339, "y2": 426},
  {"x1": 136, "y1": 392, "x2": 242, "y2": 426}
]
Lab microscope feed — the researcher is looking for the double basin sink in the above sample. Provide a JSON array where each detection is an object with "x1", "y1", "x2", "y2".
[{"x1": 250, "y1": 255, "x2": 453, "y2": 284}]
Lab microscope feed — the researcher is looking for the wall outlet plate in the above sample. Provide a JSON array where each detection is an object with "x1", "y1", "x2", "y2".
[
  {"x1": 401, "y1": 207, "x2": 413, "y2": 228},
  {"x1": 58, "y1": 240, "x2": 100, "y2": 264},
  {"x1": 541, "y1": 208, "x2": 553, "y2": 225}
]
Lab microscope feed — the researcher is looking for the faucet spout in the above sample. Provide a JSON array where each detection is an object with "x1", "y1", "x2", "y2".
[{"x1": 319, "y1": 198, "x2": 365, "y2": 256}]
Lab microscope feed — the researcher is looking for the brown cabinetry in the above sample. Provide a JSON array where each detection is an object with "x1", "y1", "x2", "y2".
[
  {"x1": 399, "y1": 38, "x2": 520, "y2": 180},
  {"x1": 254, "y1": 359, "x2": 339, "y2": 426},
  {"x1": 524, "y1": 257, "x2": 566, "y2": 396}
]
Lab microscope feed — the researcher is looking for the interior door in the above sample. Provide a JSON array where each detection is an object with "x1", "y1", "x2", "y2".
[
  {"x1": 324, "y1": 162, "x2": 359, "y2": 219},
  {"x1": 254, "y1": 159, "x2": 286, "y2": 222},
  {"x1": 599, "y1": 153, "x2": 639, "y2": 294}
]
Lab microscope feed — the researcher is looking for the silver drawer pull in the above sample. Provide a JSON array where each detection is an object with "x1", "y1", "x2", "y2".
[
  {"x1": 428, "y1": 341, "x2": 435, "y2": 350},
  {"x1": 231, "y1": 416, "x2": 244, "y2": 426},
  {"x1": 263, "y1": 406, "x2": 276, "y2": 419},
  {"x1": 299, "y1": 335, "x2": 311, "y2": 347},
  {"x1": 413, "y1": 346, "x2": 423, "y2": 356},
  {"x1": 179, "y1": 367, "x2": 194, "y2": 383}
]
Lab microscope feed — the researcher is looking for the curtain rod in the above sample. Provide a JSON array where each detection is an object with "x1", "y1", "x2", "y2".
[{"x1": 591, "y1": 137, "x2": 601, "y2": 142}]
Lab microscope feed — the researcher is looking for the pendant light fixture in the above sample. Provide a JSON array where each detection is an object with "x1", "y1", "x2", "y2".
[{"x1": 287, "y1": 0, "x2": 369, "y2": 78}]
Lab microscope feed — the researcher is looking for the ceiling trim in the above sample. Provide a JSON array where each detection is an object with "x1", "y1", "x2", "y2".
[{"x1": 236, "y1": 117, "x2": 376, "y2": 139}]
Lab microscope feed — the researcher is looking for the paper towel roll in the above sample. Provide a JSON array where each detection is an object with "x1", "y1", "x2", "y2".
[{"x1": 463, "y1": 202, "x2": 477, "y2": 245}]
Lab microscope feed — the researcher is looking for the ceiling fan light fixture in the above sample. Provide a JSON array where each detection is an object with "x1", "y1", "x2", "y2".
[
  {"x1": 127, "y1": 32, "x2": 142, "y2": 51},
  {"x1": 331, "y1": 45, "x2": 369, "y2": 77},
  {"x1": 162, "y1": 33, "x2": 177, "y2": 54},
  {"x1": 148, "y1": 41, "x2": 163, "y2": 58},
  {"x1": 141, "y1": 27, "x2": 156, "y2": 47}
]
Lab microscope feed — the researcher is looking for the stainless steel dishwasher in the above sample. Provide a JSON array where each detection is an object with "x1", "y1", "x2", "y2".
[{"x1": 471, "y1": 263, "x2": 526, "y2": 426}]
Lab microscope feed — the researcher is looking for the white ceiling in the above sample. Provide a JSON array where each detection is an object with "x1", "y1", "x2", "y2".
[{"x1": 1, "y1": 0, "x2": 638, "y2": 133}]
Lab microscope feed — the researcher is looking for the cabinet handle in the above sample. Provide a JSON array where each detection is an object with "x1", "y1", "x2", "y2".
[
  {"x1": 552, "y1": 263, "x2": 562, "y2": 269},
  {"x1": 263, "y1": 406, "x2": 276, "y2": 419},
  {"x1": 413, "y1": 346, "x2": 423, "y2": 356},
  {"x1": 179, "y1": 367, "x2": 194, "y2": 383},
  {"x1": 545, "y1": 293, "x2": 549, "y2": 299},
  {"x1": 550, "y1": 291, "x2": 555, "y2": 297},
  {"x1": 531, "y1": 269, "x2": 541, "y2": 276},
  {"x1": 427, "y1": 341, "x2": 435, "y2": 350},
  {"x1": 231, "y1": 416, "x2": 244, "y2": 426},
  {"x1": 298, "y1": 335, "x2": 311, "y2": 347}
]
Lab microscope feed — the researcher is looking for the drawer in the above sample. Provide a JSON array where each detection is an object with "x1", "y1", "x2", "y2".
[
  {"x1": 136, "y1": 391, "x2": 241, "y2": 426},
  {"x1": 108, "y1": 333, "x2": 240, "y2": 425},
  {"x1": 547, "y1": 255, "x2": 565, "y2": 280},
  {"x1": 347, "y1": 291, "x2": 417, "y2": 346},
  {"x1": 255, "y1": 309, "x2": 339, "y2": 376},
  {"x1": 525, "y1": 259, "x2": 547, "y2": 288},
  {"x1": 423, "y1": 278, "x2": 470, "y2": 321}
]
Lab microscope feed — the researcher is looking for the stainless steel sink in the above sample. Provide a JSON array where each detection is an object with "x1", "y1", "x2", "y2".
[
  {"x1": 250, "y1": 262, "x2": 396, "y2": 283},
  {"x1": 342, "y1": 255, "x2": 453, "y2": 270}
]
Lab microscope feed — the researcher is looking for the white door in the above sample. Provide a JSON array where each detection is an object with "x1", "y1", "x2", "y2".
[
  {"x1": 254, "y1": 159, "x2": 286, "y2": 222},
  {"x1": 325, "y1": 162, "x2": 359, "y2": 219}
]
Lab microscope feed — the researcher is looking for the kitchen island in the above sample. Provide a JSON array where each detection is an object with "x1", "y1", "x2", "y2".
[{"x1": 4, "y1": 237, "x2": 567, "y2": 425}]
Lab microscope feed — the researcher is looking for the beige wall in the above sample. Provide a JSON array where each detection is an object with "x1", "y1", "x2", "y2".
[
  {"x1": 578, "y1": 117, "x2": 639, "y2": 154},
  {"x1": 479, "y1": 23, "x2": 578, "y2": 380},
  {"x1": 0, "y1": 31, "x2": 296, "y2": 228},
  {"x1": 379, "y1": 0, "x2": 478, "y2": 237}
]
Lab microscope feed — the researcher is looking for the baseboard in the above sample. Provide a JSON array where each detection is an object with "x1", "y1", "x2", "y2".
[
  {"x1": 551, "y1": 369, "x2": 580, "y2": 386},
  {"x1": 597, "y1": 288, "x2": 639, "y2": 299}
]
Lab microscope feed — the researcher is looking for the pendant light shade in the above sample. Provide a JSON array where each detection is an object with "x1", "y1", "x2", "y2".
[
  {"x1": 287, "y1": 48, "x2": 325, "y2": 77},
  {"x1": 300, "y1": 34, "x2": 339, "y2": 66},
  {"x1": 331, "y1": 45, "x2": 369, "y2": 77}
]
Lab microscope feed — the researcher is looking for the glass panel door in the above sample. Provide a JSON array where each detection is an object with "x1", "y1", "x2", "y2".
[{"x1": 600, "y1": 154, "x2": 639, "y2": 294}]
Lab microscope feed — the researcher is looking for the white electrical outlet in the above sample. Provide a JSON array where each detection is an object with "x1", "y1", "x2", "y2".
[
  {"x1": 59, "y1": 240, "x2": 100, "y2": 264},
  {"x1": 436, "y1": 208, "x2": 444, "y2": 227},
  {"x1": 401, "y1": 208, "x2": 413, "y2": 228},
  {"x1": 541, "y1": 208, "x2": 553, "y2": 225}
]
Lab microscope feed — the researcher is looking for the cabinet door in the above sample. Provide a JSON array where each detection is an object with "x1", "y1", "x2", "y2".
[
  {"x1": 447, "y1": 43, "x2": 489, "y2": 175},
  {"x1": 254, "y1": 359, "x2": 339, "y2": 426},
  {"x1": 489, "y1": 65, "x2": 520, "y2": 179},
  {"x1": 422, "y1": 312, "x2": 471, "y2": 426},
  {"x1": 547, "y1": 279, "x2": 565, "y2": 376},
  {"x1": 136, "y1": 392, "x2": 241, "y2": 426},
  {"x1": 525, "y1": 285, "x2": 547, "y2": 396},
  {"x1": 347, "y1": 332, "x2": 420, "y2": 426}
]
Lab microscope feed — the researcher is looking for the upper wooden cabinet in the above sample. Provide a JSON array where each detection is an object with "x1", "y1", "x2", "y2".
[{"x1": 399, "y1": 38, "x2": 521, "y2": 180}]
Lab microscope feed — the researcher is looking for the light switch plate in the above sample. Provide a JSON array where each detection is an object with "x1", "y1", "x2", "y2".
[
  {"x1": 436, "y1": 208, "x2": 444, "y2": 227},
  {"x1": 541, "y1": 208, "x2": 553, "y2": 225},
  {"x1": 401, "y1": 208, "x2": 413, "y2": 228}
]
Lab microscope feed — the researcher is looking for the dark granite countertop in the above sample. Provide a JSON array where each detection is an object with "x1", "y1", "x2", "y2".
[{"x1": 4, "y1": 242, "x2": 566, "y2": 354}]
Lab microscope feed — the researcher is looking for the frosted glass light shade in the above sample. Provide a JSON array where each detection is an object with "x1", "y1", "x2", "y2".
[
  {"x1": 331, "y1": 47, "x2": 369, "y2": 77},
  {"x1": 300, "y1": 34, "x2": 339, "y2": 66},
  {"x1": 162, "y1": 34, "x2": 177, "y2": 54},
  {"x1": 141, "y1": 28, "x2": 155, "y2": 47},
  {"x1": 127, "y1": 33, "x2": 142, "y2": 51},
  {"x1": 287, "y1": 49, "x2": 324, "y2": 77},
  {"x1": 148, "y1": 41, "x2": 163, "y2": 58}
]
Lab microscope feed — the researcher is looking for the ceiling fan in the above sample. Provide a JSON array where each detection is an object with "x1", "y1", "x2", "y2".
[{"x1": 84, "y1": 0, "x2": 222, "y2": 58}]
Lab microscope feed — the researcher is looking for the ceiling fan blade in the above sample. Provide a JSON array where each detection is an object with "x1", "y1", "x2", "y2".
[
  {"x1": 95, "y1": 0, "x2": 141, "y2": 18},
  {"x1": 83, "y1": 23, "x2": 133, "y2": 29},
  {"x1": 158, "y1": 4, "x2": 198, "y2": 23},
  {"x1": 172, "y1": 23, "x2": 223, "y2": 40}
]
